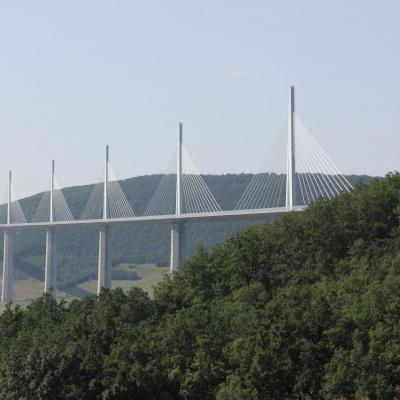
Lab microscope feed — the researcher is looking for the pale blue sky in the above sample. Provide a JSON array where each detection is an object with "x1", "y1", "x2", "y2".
[{"x1": 0, "y1": 1, "x2": 398, "y2": 197}]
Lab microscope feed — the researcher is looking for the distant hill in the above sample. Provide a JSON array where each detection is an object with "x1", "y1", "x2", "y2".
[{"x1": 2, "y1": 173, "x2": 376, "y2": 290}]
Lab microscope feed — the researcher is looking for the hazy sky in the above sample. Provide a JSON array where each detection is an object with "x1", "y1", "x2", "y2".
[{"x1": 0, "y1": 1, "x2": 398, "y2": 198}]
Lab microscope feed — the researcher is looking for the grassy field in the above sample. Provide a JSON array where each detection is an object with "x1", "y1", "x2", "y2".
[
  {"x1": 78, "y1": 263, "x2": 168, "y2": 297},
  {"x1": 0, "y1": 263, "x2": 167, "y2": 308},
  {"x1": 0, "y1": 278, "x2": 72, "y2": 308}
]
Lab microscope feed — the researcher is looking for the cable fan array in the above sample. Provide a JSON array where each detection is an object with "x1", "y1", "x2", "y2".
[
  {"x1": 293, "y1": 114, "x2": 352, "y2": 205},
  {"x1": 0, "y1": 118, "x2": 352, "y2": 223},
  {"x1": 236, "y1": 115, "x2": 352, "y2": 210},
  {"x1": 144, "y1": 155, "x2": 177, "y2": 216},
  {"x1": 81, "y1": 166, "x2": 135, "y2": 220},
  {"x1": 32, "y1": 177, "x2": 73, "y2": 222},
  {"x1": 145, "y1": 146, "x2": 222, "y2": 216},
  {"x1": 236, "y1": 126, "x2": 288, "y2": 210},
  {"x1": 0, "y1": 186, "x2": 27, "y2": 224}
]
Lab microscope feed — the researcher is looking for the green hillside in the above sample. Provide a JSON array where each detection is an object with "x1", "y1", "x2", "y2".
[
  {"x1": 0, "y1": 172, "x2": 398, "y2": 398},
  {"x1": 4, "y1": 173, "x2": 373, "y2": 291}
]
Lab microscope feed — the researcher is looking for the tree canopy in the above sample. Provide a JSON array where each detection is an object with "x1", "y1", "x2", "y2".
[{"x1": 0, "y1": 173, "x2": 398, "y2": 399}]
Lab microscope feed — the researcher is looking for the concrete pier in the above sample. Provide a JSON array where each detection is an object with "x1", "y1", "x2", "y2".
[
  {"x1": 170, "y1": 222, "x2": 181, "y2": 273},
  {"x1": 1, "y1": 230, "x2": 14, "y2": 303},
  {"x1": 44, "y1": 227, "x2": 57, "y2": 296},
  {"x1": 97, "y1": 225, "x2": 111, "y2": 294},
  {"x1": 170, "y1": 123, "x2": 183, "y2": 273},
  {"x1": 43, "y1": 160, "x2": 58, "y2": 297}
]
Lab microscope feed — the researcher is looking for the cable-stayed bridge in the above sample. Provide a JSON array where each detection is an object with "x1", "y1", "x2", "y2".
[{"x1": 0, "y1": 87, "x2": 352, "y2": 303}]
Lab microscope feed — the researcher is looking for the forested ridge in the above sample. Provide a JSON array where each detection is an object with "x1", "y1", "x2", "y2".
[
  {"x1": 0, "y1": 173, "x2": 398, "y2": 399},
  {"x1": 10, "y1": 173, "x2": 372, "y2": 289}
]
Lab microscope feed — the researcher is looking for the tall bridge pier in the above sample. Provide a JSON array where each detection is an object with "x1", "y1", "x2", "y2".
[
  {"x1": 44, "y1": 161, "x2": 57, "y2": 296},
  {"x1": 170, "y1": 222, "x2": 181, "y2": 273},
  {"x1": 170, "y1": 123, "x2": 183, "y2": 273},
  {"x1": 98, "y1": 225, "x2": 111, "y2": 293},
  {"x1": 97, "y1": 145, "x2": 112, "y2": 294},
  {"x1": 44, "y1": 227, "x2": 57, "y2": 296},
  {"x1": 2, "y1": 230, "x2": 13, "y2": 303},
  {"x1": 2, "y1": 171, "x2": 14, "y2": 303}
]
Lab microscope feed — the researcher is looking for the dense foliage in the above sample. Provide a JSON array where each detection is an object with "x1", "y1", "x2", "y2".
[
  {"x1": 0, "y1": 173, "x2": 396, "y2": 399},
  {"x1": 8, "y1": 173, "x2": 371, "y2": 289}
]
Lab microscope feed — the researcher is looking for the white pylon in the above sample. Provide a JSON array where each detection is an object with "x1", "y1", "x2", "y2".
[
  {"x1": 103, "y1": 145, "x2": 109, "y2": 220},
  {"x1": 286, "y1": 86, "x2": 296, "y2": 210},
  {"x1": 176, "y1": 123, "x2": 182, "y2": 215}
]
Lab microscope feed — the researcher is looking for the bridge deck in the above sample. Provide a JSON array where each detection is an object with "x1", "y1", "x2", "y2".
[{"x1": 0, "y1": 206, "x2": 305, "y2": 229}]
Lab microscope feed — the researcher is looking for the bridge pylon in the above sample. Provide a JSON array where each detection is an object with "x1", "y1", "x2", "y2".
[
  {"x1": 2, "y1": 171, "x2": 14, "y2": 304},
  {"x1": 97, "y1": 145, "x2": 112, "y2": 294},
  {"x1": 44, "y1": 160, "x2": 58, "y2": 297},
  {"x1": 286, "y1": 85, "x2": 296, "y2": 210},
  {"x1": 170, "y1": 122, "x2": 183, "y2": 273}
]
